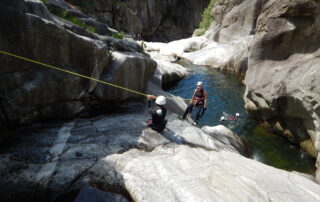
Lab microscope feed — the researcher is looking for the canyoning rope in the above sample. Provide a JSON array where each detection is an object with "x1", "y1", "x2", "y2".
[{"x1": 0, "y1": 50, "x2": 191, "y2": 101}]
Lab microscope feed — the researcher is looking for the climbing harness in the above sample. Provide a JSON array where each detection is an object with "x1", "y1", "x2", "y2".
[{"x1": 0, "y1": 50, "x2": 191, "y2": 101}]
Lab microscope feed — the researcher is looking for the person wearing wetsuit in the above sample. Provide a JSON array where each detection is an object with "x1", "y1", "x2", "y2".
[
  {"x1": 147, "y1": 95, "x2": 167, "y2": 132},
  {"x1": 182, "y1": 81, "x2": 207, "y2": 125}
]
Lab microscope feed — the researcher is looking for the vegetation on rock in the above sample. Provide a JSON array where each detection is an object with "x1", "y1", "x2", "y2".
[
  {"x1": 197, "y1": 0, "x2": 216, "y2": 36},
  {"x1": 112, "y1": 31, "x2": 125, "y2": 39},
  {"x1": 58, "y1": 10, "x2": 96, "y2": 33}
]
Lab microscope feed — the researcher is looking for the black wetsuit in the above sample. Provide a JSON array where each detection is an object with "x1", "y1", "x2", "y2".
[
  {"x1": 183, "y1": 88, "x2": 206, "y2": 122},
  {"x1": 148, "y1": 101, "x2": 167, "y2": 132}
]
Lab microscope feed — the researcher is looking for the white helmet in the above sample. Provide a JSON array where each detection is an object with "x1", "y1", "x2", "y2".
[
  {"x1": 236, "y1": 113, "x2": 240, "y2": 118},
  {"x1": 197, "y1": 81, "x2": 203, "y2": 86},
  {"x1": 155, "y1": 96, "x2": 166, "y2": 105}
]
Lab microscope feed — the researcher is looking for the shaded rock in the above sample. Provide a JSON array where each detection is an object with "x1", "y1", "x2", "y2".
[
  {"x1": 25, "y1": 0, "x2": 52, "y2": 20},
  {"x1": 0, "y1": 0, "x2": 26, "y2": 11},
  {"x1": 94, "y1": 51, "x2": 157, "y2": 101},
  {"x1": 79, "y1": 17, "x2": 111, "y2": 35},
  {"x1": 0, "y1": 1, "x2": 160, "y2": 129},
  {"x1": 106, "y1": 38, "x2": 144, "y2": 53},
  {"x1": 0, "y1": 3, "x2": 109, "y2": 127},
  {"x1": 66, "y1": 0, "x2": 210, "y2": 42},
  {"x1": 74, "y1": 187, "x2": 129, "y2": 202}
]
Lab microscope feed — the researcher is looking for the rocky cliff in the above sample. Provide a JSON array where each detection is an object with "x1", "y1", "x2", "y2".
[
  {"x1": 65, "y1": 0, "x2": 209, "y2": 42},
  {"x1": 0, "y1": 0, "x2": 158, "y2": 129},
  {"x1": 243, "y1": 0, "x2": 320, "y2": 182},
  {"x1": 205, "y1": 0, "x2": 320, "y2": 182}
]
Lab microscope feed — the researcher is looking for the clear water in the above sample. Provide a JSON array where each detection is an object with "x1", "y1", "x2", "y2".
[{"x1": 166, "y1": 63, "x2": 316, "y2": 175}]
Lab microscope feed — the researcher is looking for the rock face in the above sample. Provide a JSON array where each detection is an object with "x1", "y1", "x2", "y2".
[
  {"x1": 1, "y1": 103, "x2": 319, "y2": 202},
  {"x1": 0, "y1": 1, "x2": 156, "y2": 128},
  {"x1": 94, "y1": 51, "x2": 157, "y2": 101},
  {"x1": 108, "y1": 145, "x2": 320, "y2": 202},
  {"x1": 0, "y1": 102, "x2": 243, "y2": 201},
  {"x1": 141, "y1": 0, "x2": 264, "y2": 75},
  {"x1": 244, "y1": 0, "x2": 320, "y2": 165},
  {"x1": 144, "y1": 0, "x2": 320, "y2": 181},
  {"x1": 66, "y1": 0, "x2": 209, "y2": 42}
]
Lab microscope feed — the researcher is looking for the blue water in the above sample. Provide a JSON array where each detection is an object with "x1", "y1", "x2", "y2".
[{"x1": 166, "y1": 63, "x2": 316, "y2": 175}]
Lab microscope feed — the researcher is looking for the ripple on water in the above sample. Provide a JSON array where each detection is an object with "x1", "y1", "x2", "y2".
[{"x1": 166, "y1": 63, "x2": 316, "y2": 175}]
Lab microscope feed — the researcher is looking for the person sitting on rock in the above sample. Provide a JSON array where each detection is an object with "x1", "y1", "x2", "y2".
[
  {"x1": 182, "y1": 81, "x2": 207, "y2": 125},
  {"x1": 147, "y1": 95, "x2": 167, "y2": 132}
]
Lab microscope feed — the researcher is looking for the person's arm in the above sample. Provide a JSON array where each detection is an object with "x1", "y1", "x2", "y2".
[
  {"x1": 203, "y1": 90, "x2": 208, "y2": 108},
  {"x1": 192, "y1": 90, "x2": 196, "y2": 100},
  {"x1": 190, "y1": 90, "x2": 196, "y2": 105},
  {"x1": 147, "y1": 95, "x2": 157, "y2": 108}
]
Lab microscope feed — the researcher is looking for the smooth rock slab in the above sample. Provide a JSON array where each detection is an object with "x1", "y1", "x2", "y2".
[{"x1": 112, "y1": 145, "x2": 320, "y2": 202}]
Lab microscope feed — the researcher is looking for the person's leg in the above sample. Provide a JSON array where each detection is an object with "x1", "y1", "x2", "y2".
[
  {"x1": 182, "y1": 104, "x2": 194, "y2": 119},
  {"x1": 200, "y1": 107, "x2": 206, "y2": 118},
  {"x1": 195, "y1": 104, "x2": 204, "y2": 122}
]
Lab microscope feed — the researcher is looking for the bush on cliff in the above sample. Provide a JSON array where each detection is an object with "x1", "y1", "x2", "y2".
[{"x1": 197, "y1": 0, "x2": 216, "y2": 36}]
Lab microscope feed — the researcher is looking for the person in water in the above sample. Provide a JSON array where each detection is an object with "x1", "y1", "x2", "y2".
[
  {"x1": 147, "y1": 95, "x2": 167, "y2": 132},
  {"x1": 182, "y1": 81, "x2": 207, "y2": 125},
  {"x1": 220, "y1": 113, "x2": 240, "y2": 122}
]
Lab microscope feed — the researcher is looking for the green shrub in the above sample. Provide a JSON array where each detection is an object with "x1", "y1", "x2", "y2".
[
  {"x1": 40, "y1": 0, "x2": 49, "y2": 6},
  {"x1": 197, "y1": 0, "x2": 217, "y2": 36},
  {"x1": 86, "y1": 26, "x2": 96, "y2": 33},
  {"x1": 58, "y1": 10, "x2": 96, "y2": 33},
  {"x1": 112, "y1": 31, "x2": 125, "y2": 39}
]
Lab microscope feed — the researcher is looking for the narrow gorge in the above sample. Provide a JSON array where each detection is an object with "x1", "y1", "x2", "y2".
[{"x1": 0, "y1": 0, "x2": 319, "y2": 201}]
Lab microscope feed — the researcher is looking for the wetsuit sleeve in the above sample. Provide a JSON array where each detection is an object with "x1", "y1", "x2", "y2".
[{"x1": 147, "y1": 108, "x2": 156, "y2": 115}]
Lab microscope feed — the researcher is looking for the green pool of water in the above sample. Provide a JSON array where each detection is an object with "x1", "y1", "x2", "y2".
[{"x1": 166, "y1": 63, "x2": 316, "y2": 175}]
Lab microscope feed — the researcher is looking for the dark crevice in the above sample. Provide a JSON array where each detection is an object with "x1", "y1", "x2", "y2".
[
  {"x1": 0, "y1": 92, "x2": 9, "y2": 126},
  {"x1": 64, "y1": 159, "x2": 99, "y2": 191}
]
